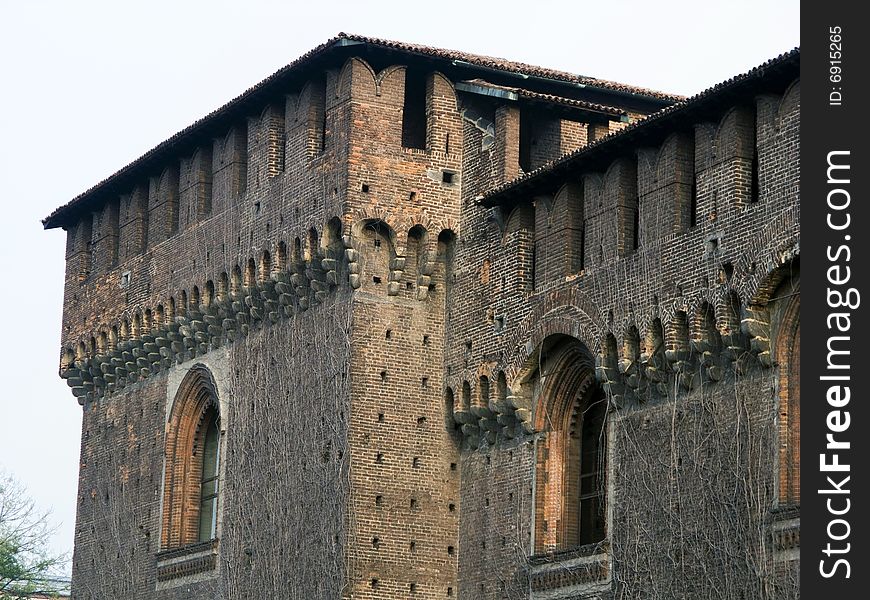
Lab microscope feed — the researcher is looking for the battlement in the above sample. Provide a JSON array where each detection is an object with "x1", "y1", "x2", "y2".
[
  {"x1": 446, "y1": 50, "x2": 799, "y2": 443},
  {"x1": 52, "y1": 42, "x2": 653, "y2": 389}
]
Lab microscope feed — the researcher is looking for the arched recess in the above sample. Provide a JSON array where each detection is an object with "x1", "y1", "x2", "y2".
[
  {"x1": 772, "y1": 273, "x2": 800, "y2": 505},
  {"x1": 527, "y1": 334, "x2": 607, "y2": 553},
  {"x1": 355, "y1": 219, "x2": 397, "y2": 291},
  {"x1": 161, "y1": 364, "x2": 223, "y2": 549}
]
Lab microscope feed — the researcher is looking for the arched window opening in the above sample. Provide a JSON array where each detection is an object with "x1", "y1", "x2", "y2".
[
  {"x1": 773, "y1": 274, "x2": 800, "y2": 504},
  {"x1": 161, "y1": 365, "x2": 223, "y2": 550},
  {"x1": 275, "y1": 241, "x2": 287, "y2": 274},
  {"x1": 461, "y1": 381, "x2": 472, "y2": 414},
  {"x1": 574, "y1": 390, "x2": 607, "y2": 545},
  {"x1": 531, "y1": 336, "x2": 607, "y2": 553},
  {"x1": 259, "y1": 251, "x2": 271, "y2": 283},
  {"x1": 293, "y1": 238, "x2": 302, "y2": 264},
  {"x1": 218, "y1": 273, "x2": 229, "y2": 303},
  {"x1": 231, "y1": 266, "x2": 243, "y2": 297},
  {"x1": 306, "y1": 228, "x2": 319, "y2": 262},
  {"x1": 244, "y1": 259, "x2": 256, "y2": 289},
  {"x1": 204, "y1": 281, "x2": 215, "y2": 309},
  {"x1": 61, "y1": 348, "x2": 75, "y2": 371}
]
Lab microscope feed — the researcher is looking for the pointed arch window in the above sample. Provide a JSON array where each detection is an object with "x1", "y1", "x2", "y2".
[
  {"x1": 161, "y1": 365, "x2": 223, "y2": 550},
  {"x1": 774, "y1": 277, "x2": 800, "y2": 505},
  {"x1": 531, "y1": 337, "x2": 608, "y2": 553}
]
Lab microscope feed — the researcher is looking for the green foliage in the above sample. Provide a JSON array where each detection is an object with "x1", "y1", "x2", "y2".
[{"x1": 0, "y1": 471, "x2": 69, "y2": 599}]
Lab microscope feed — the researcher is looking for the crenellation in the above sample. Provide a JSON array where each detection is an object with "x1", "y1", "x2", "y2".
[
  {"x1": 179, "y1": 146, "x2": 214, "y2": 231},
  {"x1": 211, "y1": 126, "x2": 247, "y2": 213},
  {"x1": 119, "y1": 184, "x2": 149, "y2": 263},
  {"x1": 90, "y1": 200, "x2": 120, "y2": 273},
  {"x1": 147, "y1": 166, "x2": 180, "y2": 247}
]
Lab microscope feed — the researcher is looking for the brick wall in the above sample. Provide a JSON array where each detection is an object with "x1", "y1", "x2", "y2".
[
  {"x1": 54, "y1": 44, "x2": 798, "y2": 600},
  {"x1": 449, "y1": 75, "x2": 801, "y2": 598}
]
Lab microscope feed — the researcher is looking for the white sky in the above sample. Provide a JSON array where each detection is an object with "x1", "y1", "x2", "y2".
[{"x1": 0, "y1": 0, "x2": 799, "y2": 574}]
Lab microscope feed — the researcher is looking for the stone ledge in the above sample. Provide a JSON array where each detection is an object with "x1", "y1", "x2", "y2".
[{"x1": 156, "y1": 538, "x2": 219, "y2": 583}]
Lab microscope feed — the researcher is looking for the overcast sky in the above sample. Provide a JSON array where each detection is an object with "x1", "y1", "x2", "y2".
[{"x1": 0, "y1": 0, "x2": 799, "y2": 573}]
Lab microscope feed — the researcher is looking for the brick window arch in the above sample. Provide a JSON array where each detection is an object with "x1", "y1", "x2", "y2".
[
  {"x1": 775, "y1": 282, "x2": 800, "y2": 505},
  {"x1": 161, "y1": 364, "x2": 223, "y2": 549},
  {"x1": 532, "y1": 337, "x2": 607, "y2": 553}
]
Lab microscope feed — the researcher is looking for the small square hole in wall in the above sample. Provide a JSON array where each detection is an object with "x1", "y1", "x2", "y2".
[
  {"x1": 417, "y1": 416, "x2": 427, "y2": 425},
  {"x1": 450, "y1": 462, "x2": 457, "y2": 471},
  {"x1": 448, "y1": 503, "x2": 455, "y2": 512},
  {"x1": 410, "y1": 583, "x2": 417, "y2": 593},
  {"x1": 375, "y1": 495, "x2": 383, "y2": 506},
  {"x1": 410, "y1": 498, "x2": 417, "y2": 509},
  {"x1": 421, "y1": 377, "x2": 429, "y2": 388},
  {"x1": 254, "y1": 201, "x2": 261, "y2": 213},
  {"x1": 428, "y1": 283, "x2": 436, "y2": 292},
  {"x1": 412, "y1": 457, "x2": 420, "y2": 468},
  {"x1": 385, "y1": 329, "x2": 392, "y2": 339},
  {"x1": 377, "y1": 412, "x2": 385, "y2": 423},
  {"x1": 373, "y1": 276, "x2": 382, "y2": 284},
  {"x1": 370, "y1": 579, "x2": 379, "y2": 589},
  {"x1": 406, "y1": 281, "x2": 414, "y2": 290},
  {"x1": 447, "y1": 587, "x2": 453, "y2": 596},
  {"x1": 119, "y1": 271, "x2": 131, "y2": 289},
  {"x1": 409, "y1": 191, "x2": 417, "y2": 201},
  {"x1": 410, "y1": 540, "x2": 416, "y2": 552},
  {"x1": 447, "y1": 545, "x2": 454, "y2": 555},
  {"x1": 374, "y1": 238, "x2": 381, "y2": 248},
  {"x1": 361, "y1": 183, "x2": 370, "y2": 193},
  {"x1": 423, "y1": 335, "x2": 430, "y2": 346},
  {"x1": 442, "y1": 171, "x2": 455, "y2": 184},
  {"x1": 376, "y1": 452, "x2": 384, "y2": 463},
  {"x1": 372, "y1": 537, "x2": 380, "y2": 549},
  {"x1": 494, "y1": 315, "x2": 505, "y2": 332}
]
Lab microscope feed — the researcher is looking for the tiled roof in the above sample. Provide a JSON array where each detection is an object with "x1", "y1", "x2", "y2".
[
  {"x1": 43, "y1": 32, "x2": 679, "y2": 229},
  {"x1": 457, "y1": 79, "x2": 629, "y2": 117},
  {"x1": 341, "y1": 33, "x2": 683, "y2": 102},
  {"x1": 480, "y1": 48, "x2": 800, "y2": 205}
]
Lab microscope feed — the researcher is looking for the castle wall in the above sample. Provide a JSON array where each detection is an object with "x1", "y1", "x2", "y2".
[
  {"x1": 53, "y1": 44, "x2": 799, "y2": 600},
  {"x1": 449, "y1": 79, "x2": 801, "y2": 599}
]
